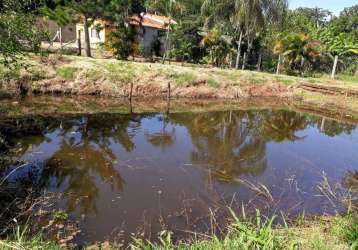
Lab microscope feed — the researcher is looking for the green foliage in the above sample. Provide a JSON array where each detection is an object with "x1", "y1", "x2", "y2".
[
  {"x1": 317, "y1": 28, "x2": 358, "y2": 56},
  {"x1": 200, "y1": 26, "x2": 234, "y2": 67},
  {"x1": 0, "y1": 0, "x2": 48, "y2": 68},
  {"x1": 170, "y1": 18, "x2": 205, "y2": 63},
  {"x1": 335, "y1": 213, "x2": 358, "y2": 249},
  {"x1": 108, "y1": 25, "x2": 137, "y2": 60},
  {"x1": 274, "y1": 33, "x2": 321, "y2": 75},
  {"x1": 52, "y1": 210, "x2": 68, "y2": 222}
]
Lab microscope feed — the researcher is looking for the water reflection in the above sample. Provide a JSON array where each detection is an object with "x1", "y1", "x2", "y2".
[
  {"x1": 170, "y1": 111, "x2": 267, "y2": 182},
  {"x1": 1, "y1": 109, "x2": 358, "y2": 243}
]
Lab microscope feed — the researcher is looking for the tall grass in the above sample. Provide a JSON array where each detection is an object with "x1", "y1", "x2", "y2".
[
  {"x1": 0, "y1": 224, "x2": 61, "y2": 250},
  {"x1": 0, "y1": 210, "x2": 357, "y2": 250},
  {"x1": 130, "y1": 209, "x2": 290, "y2": 250}
]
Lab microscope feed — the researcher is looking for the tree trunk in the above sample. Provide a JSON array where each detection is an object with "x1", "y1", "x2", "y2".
[
  {"x1": 243, "y1": 38, "x2": 253, "y2": 71},
  {"x1": 276, "y1": 54, "x2": 281, "y2": 75},
  {"x1": 235, "y1": 31, "x2": 243, "y2": 69},
  {"x1": 331, "y1": 55, "x2": 338, "y2": 79},
  {"x1": 162, "y1": 20, "x2": 171, "y2": 64},
  {"x1": 83, "y1": 17, "x2": 92, "y2": 57},
  {"x1": 257, "y1": 53, "x2": 262, "y2": 71},
  {"x1": 241, "y1": 52, "x2": 247, "y2": 70},
  {"x1": 77, "y1": 29, "x2": 82, "y2": 56}
]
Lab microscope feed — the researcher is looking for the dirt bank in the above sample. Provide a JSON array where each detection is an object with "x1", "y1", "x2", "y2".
[{"x1": 1, "y1": 55, "x2": 357, "y2": 106}]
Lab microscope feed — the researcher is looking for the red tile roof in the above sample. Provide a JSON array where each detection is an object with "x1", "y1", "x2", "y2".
[{"x1": 128, "y1": 13, "x2": 177, "y2": 30}]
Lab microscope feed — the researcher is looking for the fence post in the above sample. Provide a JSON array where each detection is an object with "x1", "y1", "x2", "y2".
[
  {"x1": 166, "y1": 82, "x2": 171, "y2": 114},
  {"x1": 331, "y1": 55, "x2": 338, "y2": 79},
  {"x1": 129, "y1": 82, "x2": 134, "y2": 114},
  {"x1": 276, "y1": 54, "x2": 281, "y2": 75}
]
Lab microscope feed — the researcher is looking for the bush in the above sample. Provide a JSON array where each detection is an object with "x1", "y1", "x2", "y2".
[{"x1": 107, "y1": 25, "x2": 137, "y2": 60}]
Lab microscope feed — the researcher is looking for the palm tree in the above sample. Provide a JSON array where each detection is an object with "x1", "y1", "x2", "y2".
[
  {"x1": 201, "y1": 0, "x2": 288, "y2": 69},
  {"x1": 274, "y1": 33, "x2": 321, "y2": 75}
]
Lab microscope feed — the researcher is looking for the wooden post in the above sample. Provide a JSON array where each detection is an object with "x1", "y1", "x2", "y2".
[
  {"x1": 129, "y1": 82, "x2": 133, "y2": 102},
  {"x1": 129, "y1": 82, "x2": 133, "y2": 114},
  {"x1": 167, "y1": 82, "x2": 171, "y2": 101},
  {"x1": 235, "y1": 31, "x2": 243, "y2": 69},
  {"x1": 276, "y1": 54, "x2": 281, "y2": 75},
  {"x1": 241, "y1": 52, "x2": 247, "y2": 70},
  {"x1": 331, "y1": 55, "x2": 338, "y2": 79},
  {"x1": 77, "y1": 29, "x2": 82, "y2": 56}
]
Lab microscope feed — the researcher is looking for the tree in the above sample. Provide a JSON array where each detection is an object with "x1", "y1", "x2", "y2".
[
  {"x1": 170, "y1": 18, "x2": 205, "y2": 63},
  {"x1": 273, "y1": 33, "x2": 321, "y2": 75},
  {"x1": 317, "y1": 28, "x2": 358, "y2": 78},
  {"x1": 0, "y1": 0, "x2": 47, "y2": 68},
  {"x1": 62, "y1": 0, "x2": 130, "y2": 57},
  {"x1": 201, "y1": 0, "x2": 288, "y2": 69},
  {"x1": 294, "y1": 7, "x2": 331, "y2": 28},
  {"x1": 200, "y1": 26, "x2": 233, "y2": 67}
]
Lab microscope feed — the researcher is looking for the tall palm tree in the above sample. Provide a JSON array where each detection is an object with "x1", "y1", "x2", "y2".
[{"x1": 201, "y1": 0, "x2": 288, "y2": 69}]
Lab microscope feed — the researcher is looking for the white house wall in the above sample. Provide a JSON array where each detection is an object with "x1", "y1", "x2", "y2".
[{"x1": 76, "y1": 24, "x2": 106, "y2": 49}]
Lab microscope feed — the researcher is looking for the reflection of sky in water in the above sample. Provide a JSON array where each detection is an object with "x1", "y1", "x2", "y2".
[{"x1": 2, "y1": 111, "x2": 358, "y2": 243}]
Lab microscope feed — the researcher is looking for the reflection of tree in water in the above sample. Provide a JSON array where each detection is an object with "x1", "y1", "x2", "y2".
[
  {"x1": 170, "y1": 111, "x2": 267, "y2": 182},
  {"x1": 0, "y1": 114, "x2": 145, "y2": 216},
  {"x1": 261, "y1": 111, "x2": 308, "y2": 142},
  {"x1": 145, "y1": 115, "x2": 176, "y2": 149},
  {"x1": 40, "y1": 114, "x2": 143, "y2": 215},
  {"x1": 312, "y1": 117, "x2": 357, "y2": 137},
  {"x1": 169, "y1": 110, "x2": 353, "y2": 183}
]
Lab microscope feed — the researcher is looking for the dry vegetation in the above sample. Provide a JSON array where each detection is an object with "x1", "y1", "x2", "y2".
[{"x1": 1, "y1": 54, "x2": 356, "y2": 101}]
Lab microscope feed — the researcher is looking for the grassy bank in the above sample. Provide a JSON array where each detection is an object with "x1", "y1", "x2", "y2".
[
  {"x1": 1, "y1": 211, "x2": 357, "y2": 250},
  {"x1": 0, "y1": 54, "x2": 357, "y2": 99}
]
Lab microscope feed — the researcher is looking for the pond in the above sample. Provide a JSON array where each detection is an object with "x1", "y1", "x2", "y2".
[{"x1": 1, "y1": 109, "x2": 358, "y2": 245}]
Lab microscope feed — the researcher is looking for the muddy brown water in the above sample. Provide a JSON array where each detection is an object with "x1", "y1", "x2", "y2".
[{"x1": 1, "y1": 108, "x2": 358, "y2": 245}]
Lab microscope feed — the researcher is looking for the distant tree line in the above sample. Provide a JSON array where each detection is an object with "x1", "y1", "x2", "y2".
[{"x1": 0, "y1": 0, "x2": 357, "y2": 77}]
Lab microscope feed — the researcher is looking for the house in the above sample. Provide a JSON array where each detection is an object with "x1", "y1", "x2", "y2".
[
  {"x1": 76, "y1": 19, "x2": 113, "y2": 49},
  {"x1": 127, "y1": 13, "x2": 177, "y2": 55},
  {"x1": 75, "y1": 13, "x2": 177, "y2": 55}
]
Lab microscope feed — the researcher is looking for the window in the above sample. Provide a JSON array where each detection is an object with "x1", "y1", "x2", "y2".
[{"x1": 91, "y1": 29, "x2": 99, "y2": 39}]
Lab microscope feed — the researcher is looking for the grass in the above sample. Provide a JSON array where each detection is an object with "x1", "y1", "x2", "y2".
[
  {"x1": 104, "y1": 62, "x2": 136, "y2": 84},
  {"x1": 207, "y1": 78, "x2": 219, "y2": 88},
  {"x1": 0, "y1": 224, "x2": 61, "y2": 250},
  {"x1": 0, "y1": 208, "x2": 357, "y2": 250},
  {"x1": 130, "y1": 211, "x2": 358, "y2": 250},
  {"x1": 56, "y1": 67, "x2": 78, "y2": 80},
  {"x1": 166, "y1": 72, "x2": 197, "y2": 86}
]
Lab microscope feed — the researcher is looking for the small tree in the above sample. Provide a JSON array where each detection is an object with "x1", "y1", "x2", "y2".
[
  {"x1": 200, "y1": 27, "x2": 233, "y2": 67},
  {"x1": 0, "y1": 0, "x2": 47, "y2": 68}
]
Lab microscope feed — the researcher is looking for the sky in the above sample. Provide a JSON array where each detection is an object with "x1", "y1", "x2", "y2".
[{"x1": 289, "y1": 0, "x2": 357, "y2": 15}]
